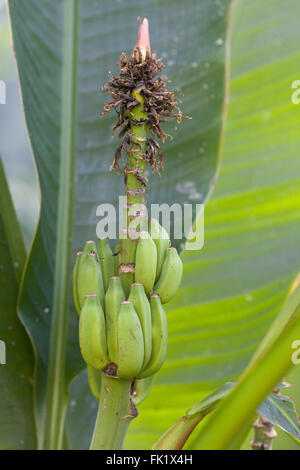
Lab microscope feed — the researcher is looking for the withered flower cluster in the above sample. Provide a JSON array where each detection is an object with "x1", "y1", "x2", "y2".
[{"x1": 101, "y1": 48, "x2": 182, "y2": 175}]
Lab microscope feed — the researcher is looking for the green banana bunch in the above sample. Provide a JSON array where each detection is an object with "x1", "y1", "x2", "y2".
[
  {"x1": 97, "y1": 238, "x2": 115, "y2": 291},
  {"x1": 79, "y1": 294, "x2": 108, "y2": 370},
  {"x1": 72, "y1": 226, "x2": 181, "y2": 398},
  {"x1": 134, "y1": 231, "x2": 157, "y2": 294},
  {"x1": 149, "y1": 218, "x2": 170, "y2": 281},
  {"x1": 153, "y1": 247, "x2": 183, "y2": 304},
  {"x1": 105, "y1": 276, "x2": 125, "y2": 364},
  {"x1": 117, "y1": 301, "x2": 144, "y2": 379},
  {"x1": 138, "y1": 294, "x2": 168, "y2": 379},
  {"x1": 128, "y1": 283, "x2": 152, "y2": 368}
]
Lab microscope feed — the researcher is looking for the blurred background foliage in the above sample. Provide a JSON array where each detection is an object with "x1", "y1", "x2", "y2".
[{"x1": 0, "y1": 0, "x2": 39, "y2": 248}]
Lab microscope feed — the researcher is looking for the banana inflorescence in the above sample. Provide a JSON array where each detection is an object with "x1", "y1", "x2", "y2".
[{"x1": 72, "y1": 219, "x2": 182, "y2": 400}]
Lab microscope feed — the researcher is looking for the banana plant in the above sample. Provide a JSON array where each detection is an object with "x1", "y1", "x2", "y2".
[{"x1": 0, "y1": 0, "x2": 300, "y2": 450}]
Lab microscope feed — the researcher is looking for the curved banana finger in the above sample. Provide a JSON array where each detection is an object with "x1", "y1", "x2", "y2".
[
  {"x1": 77, "y1": 252, "x2": 105, "y2": 310},
  {"x1": 105, "y1": 276, "x2": 125, "y2": 363},
  {"x1": 134, "y1": 231, "x2": 157, "y2": 294},
  {"x1": 117, "y1": 301, "x2": 144, "y2": 379},
  {"x1": 113, "y1": 244, "x2": 120, "y2": 277},
  {"x1": 87, "y1": 365, "x2": 102, "y2": 401},
  {"x1": 79, "y1": 294, "x2": 108, "y2": 370},
  {"x1": 72, "y1": 251, "x2": 83, "y2": 315},
  {"x1": 138, "y1": 294, "x2": 167, "y2": 379},
  {"x1": 97, "y1": 238, "x2": 115, "y2": 292},
  {"x1": 73, "y1": 240, "x2": 100, "y2": 315},
  {"x1": 153, "y1": 247, "x2": 183, "y2": 304},
  {"x1": 131, "y1": 376, "x2": 155, "y2": 406},
  {"x1": 129, "y1": 282, "x2": 152, "y2": 368},
  {"x1": 149, "y1": 218, "x2": 170, "y2": 281}
]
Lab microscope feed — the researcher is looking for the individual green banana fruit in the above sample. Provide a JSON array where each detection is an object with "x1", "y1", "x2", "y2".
[
  {"x1": 87, "y1": 365, "x2": 102, "y2": 401},
  {"x1": 76, "y1": 252, "x2": 105, "y2": 311},
  {"x1": 97, "y1": 238, "x2": 115, "y2": 292},
  {"x1": 82, "y1": 239, "x2": 98, "y2": 255},
  {"x1": 134, "y1": 231, "x2": 157, "y2": 294},
  {"x1": 72, "y1": 251, "x2": 83, "y2": 315},
  {"x1": 153, "y1": 247, "x2": 183, "y2": 304},
  {"x1": 128, "y1": 283, "x2": 152, "y2": 368},
  {"x1": 138, "y1": 294, "x2": 168, "y2": 379},
  {"x1": 117, "y1": 301, "x2": 144, "y2": 379},
  {"x1": 79, "y1": 294, "x2": 108, "y2": 370},
  {"x1": 72, "y1": 240, "x2": 101, "y2": 315},
  {"x1": 105, "y1": 276, "x2": 125, "y2": 364},
  {"x1": 149, "y1": 218, "x2": 170, "y2": 281},
  {"x1": 131, "y1": 376, "x2": 155, "y2": 406},
  {"x1": 113, "y1": 244, "x2": 120, "y2": 276}
]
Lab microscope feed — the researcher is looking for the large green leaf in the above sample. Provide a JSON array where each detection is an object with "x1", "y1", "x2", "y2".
[
  {"x1": 8, "y1": 0, "x2": 231, "y2": 448},
  {"x1": 0, "y1": 158, "x2": 36, "y2": 449},
  {"x1": 152, "y1": 382, "x2": 235, "y2": 450},
  {"x1": 123, "y1": 0, "x2": 300, "y2": 449}
]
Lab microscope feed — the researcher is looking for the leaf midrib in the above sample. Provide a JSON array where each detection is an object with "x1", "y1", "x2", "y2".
[{"x1": 42, "y1": 0, "x2": 79, "y2": 450}]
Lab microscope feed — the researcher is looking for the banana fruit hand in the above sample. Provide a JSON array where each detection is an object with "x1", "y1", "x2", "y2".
[
  {"x1": 73, "y1": 223, "x2": 182, "y2": 398},
  {"x1": 79, "y1": 294, "x2": 108, "y2": 370}
]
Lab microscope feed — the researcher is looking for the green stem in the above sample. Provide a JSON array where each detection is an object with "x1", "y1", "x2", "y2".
[
  {"x1": 90, "y1": 373, "x2": 135, "y2": 450},
  {"x1": 251, "y1": 416, "x2": 277, "y2": 450},
  {"x1": 120, "y1": 86, "x2": 149, "y2": 297}
]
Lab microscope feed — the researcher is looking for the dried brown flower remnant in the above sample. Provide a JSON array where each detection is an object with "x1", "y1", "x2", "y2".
[{"x1": 101, "y1": 20, "x2": 182, "y2": 176}]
